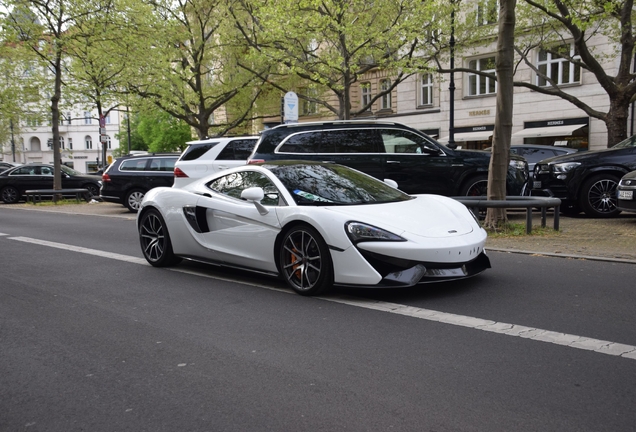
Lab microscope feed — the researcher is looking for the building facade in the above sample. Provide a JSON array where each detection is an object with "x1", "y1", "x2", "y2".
[{"x1": 2, "y1": 109, "x2": 122, "y2": 174}]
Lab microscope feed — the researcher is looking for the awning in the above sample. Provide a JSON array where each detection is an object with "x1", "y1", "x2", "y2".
[
  {"x1": 512, "y1": 124, "x2": 586, "y2": 138},
  {"x1": 438, "y1": 130, "x2": 493, "y2": 143}
]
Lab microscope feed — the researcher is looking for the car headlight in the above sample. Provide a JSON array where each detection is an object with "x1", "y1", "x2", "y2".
[
  {"x1": 552, "y1": 162, "x2": 581, "y2": 173},
  {"x1": 345, "y1": 222, "x2": 405, "y2": 243},
  {"x1": 509, "y1": 159, "x2": 527, "y2": 171}
]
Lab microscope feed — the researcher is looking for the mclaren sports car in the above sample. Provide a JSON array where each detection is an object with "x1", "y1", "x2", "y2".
[{"x1": 137, "y1": 161, "x2": 491, "y2": 296}]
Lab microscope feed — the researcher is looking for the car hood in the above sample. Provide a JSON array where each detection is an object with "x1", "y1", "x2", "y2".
[{"x1": 325, "y1": 195, "x2": 475, "y2": 238}]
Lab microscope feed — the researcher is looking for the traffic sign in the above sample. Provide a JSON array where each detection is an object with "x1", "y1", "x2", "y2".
[{"x1": 283, "y1": 91, "x2": 298, "y2": 123}]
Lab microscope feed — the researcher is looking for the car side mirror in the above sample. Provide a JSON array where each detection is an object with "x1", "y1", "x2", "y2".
[{"x1": 241, "y1": 187, "x2": 269, "y2": 215}]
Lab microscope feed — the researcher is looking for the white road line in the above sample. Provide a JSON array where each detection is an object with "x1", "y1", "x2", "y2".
[
  {"x1": 7, "y1": 235, "x2": 636, "y2": 361},
  {"x1": 10, "y1": 236, "x2": 149, "y2": 265}
]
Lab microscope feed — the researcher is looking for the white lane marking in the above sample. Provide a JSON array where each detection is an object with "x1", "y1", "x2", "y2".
[
  {"x1": 7, "y1": 235, "x2": 636, "y2": 361},
  {"x1": 10, "y1": 236, "x2": 148, "y2": 265}
]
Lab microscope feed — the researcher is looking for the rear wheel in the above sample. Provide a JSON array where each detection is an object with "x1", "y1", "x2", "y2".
[
  {"x1": 125, "y1": 189, "x2": 145, "y2": 212},
  {"x1": 279, "y1": 225, "x2": 332, "y2": 296},
  {"x1": 1, "y1": 186, "x2": 20, "y2": 204},
  {"x1": 139, "y1": 209, "x2": 182, "y2": 267},
  {"x1": 579, "y1": 174, "x2": 621, "y2": 218}
]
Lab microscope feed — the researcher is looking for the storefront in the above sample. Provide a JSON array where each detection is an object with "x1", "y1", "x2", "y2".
[
  {"x1": 512, "y1": 117, "x2": 589, "y2": 150},
  {"x1": 438, "y1": 125, "x2": 494, "y2": 150}
]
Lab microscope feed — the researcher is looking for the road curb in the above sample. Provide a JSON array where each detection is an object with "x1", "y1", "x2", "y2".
[{"x1": 487, "y1": 247, "x2": 636, "y2": 265}]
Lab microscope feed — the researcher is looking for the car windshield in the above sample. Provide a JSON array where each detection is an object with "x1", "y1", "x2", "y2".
[
  {"x1": 60, "y1": 165, "x2": 82, "y2": 176},
  {"x1": 612, "y1": 135, "x2": 636, "y2": 149},
  {"x1": 266, "y1": 162, "x2": 412, "y2": 205}
]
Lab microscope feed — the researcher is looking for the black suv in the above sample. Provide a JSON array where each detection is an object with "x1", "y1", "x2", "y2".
[
  {"x1": 532, "y1": 135, "x2": 636, "y2": 217},
  {"x1": 100, "y1": 153, "x2": 179, "y2": 212},
  {"x1": 248, "y1": 121, "x2": 528, "y2": 196}
]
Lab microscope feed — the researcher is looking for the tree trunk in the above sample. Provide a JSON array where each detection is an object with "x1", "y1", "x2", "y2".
[
  {"x1": 484, "y1": 0, "x2": 516, "y2": 229},
  {"x1": 606, "y1": 98, "x2": 631, "y2": 146}
]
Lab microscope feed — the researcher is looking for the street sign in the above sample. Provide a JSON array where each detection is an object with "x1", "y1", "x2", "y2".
[
  {"x1": 100, "y1": 135, "x2": 108, "y2": 143},
  {"x1": 283, "y1": 91, "x2": 299, "y2": 123},
  {"x1": 99, "y1": 115, "x2": 105, "y2": 128},
  {"x1": 100, "y1": 128, "x2": 107, "y2": 134}
]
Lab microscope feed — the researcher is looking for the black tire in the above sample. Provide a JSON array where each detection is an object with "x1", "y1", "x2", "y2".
[
  {"x1": 139, "y1": 209, "x2": 182, "y2": 267},
  {"x1": 1, "y1": 186, "x2": 20, "y2": 204},
  {"x1": 83, "y1": 183, "x2": 100, "y2": 200},
  {"x1": 578, "y1": 174, "x2": 621, "y2": 218},
  {"x1": 460, "y1": 175, "x2": 488, "y2": 197},
  {"x1": 279, "y1": 225, "x2": 333, "y2": 296},
  {"x1": 125, "y1": 189, "x2": 146, "y2": 212}
]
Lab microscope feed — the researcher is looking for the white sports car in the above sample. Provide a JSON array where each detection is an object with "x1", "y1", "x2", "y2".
[{"x1": 137, "y1": 161, "x2": 490, "y2": 296}]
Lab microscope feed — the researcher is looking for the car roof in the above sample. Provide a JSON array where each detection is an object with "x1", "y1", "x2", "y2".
[{"x1": 186, "y1": 136, "x2": 258, "y2": 145}]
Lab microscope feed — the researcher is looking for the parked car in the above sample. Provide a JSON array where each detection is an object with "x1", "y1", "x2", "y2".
[
  {"x1": 617, "y1": 170, "x2": 636, "y2": 213},
  {"x1": 173, "y1": 136, "x2": 259, "y2": 187},
  {"x1": 485, "y1": 144, "x2": 578, "y2": 172},
  {"x1": 0, "y1": 161, "x2": 20, "y2": 173},
  {"x1": 532, "y1": 135, "x2": 636, "y2": 217},
  {"x1": 0, "y1": 164, "x2": 101, "y2": 204},
  {"x1": 247, "y1": 121, "x2": 529, "y2": 197},
  {"x1": 138, "y1": 161, "x2": 491, "y2": 296},
  {"x1": 100, "y1": 153, "x2": 179, "y2": 212}
]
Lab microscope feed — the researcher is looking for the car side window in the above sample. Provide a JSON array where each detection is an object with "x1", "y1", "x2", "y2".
[
  {"x1": 12, "y1": 166, "x2": 36, "y2": 175},
  {"x1": 207, "y1": 171, "x2": 282, "y2": 206},
  {"x1": 120, "y1": 158, "x2": 149, "y2": 171},
  {"x1": 41, "y1": 166, "x2": 54, "y2": 175},
  {"x1": 150, "y1": 157, "x2": 177, "y2": 172},
  {"x1": 279, "y1": 130, "x2": 380, "y2": 154},
  {"x1": 521, "y1": 148, "x2": 556, "y2": 164},
  {"x1": 217, "y1": 139, "x2": 258, "y2": 161},
  {"x1": 380, "y1": 129, "x2": 440, "y2": 154}
]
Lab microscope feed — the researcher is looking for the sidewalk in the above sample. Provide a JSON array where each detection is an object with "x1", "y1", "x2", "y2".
[{"x1": 4, "y1": 201, "x2": 636, "y2": 263}]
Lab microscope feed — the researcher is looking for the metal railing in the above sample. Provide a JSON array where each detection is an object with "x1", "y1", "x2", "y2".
[{"x1": 452, "y1": 196, "x2": 562, "y2": 234}]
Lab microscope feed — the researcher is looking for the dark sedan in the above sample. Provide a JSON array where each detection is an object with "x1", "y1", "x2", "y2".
[{"x1": 0, "y1": 164, "x2": 101, "y2": 204}]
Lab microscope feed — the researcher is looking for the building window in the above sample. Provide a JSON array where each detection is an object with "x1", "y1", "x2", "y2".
[
  {"x1": 105, "y1": 113, "x2": 111, "y2": 124},
  {"x1": 468, "y1": 57, "x2": 497, "y2": 96},
  {"x1": 68, "y1": 138, "x2": 73, "y2": 150},
  {"x1": 105, "y1": 135, "x2": 112, "y2": 149},
  {"x1": 67, "y1": 112, "x2": 72, "y2": 125},
  {"x1": 84, "y1": 112, "x2": 92, "y2": 125},
  {"x1": 380, "y1": 79, "x2": 392, "y2": 110},
  {"x1": 477, "y1": 0, "x2": 498, "y2": 25},
  {"x1": 85, "y1": 136, "x2": 93, "y2": 150},
  {"x1": 536, "y1": 45, "x2": 581, "y2": 86},
  {"x1": 361, "y1": 83, "x2": 372, "y2": 111},
  {"x1": 419, "y1": 74, "x2": 434, "y2": 106}
]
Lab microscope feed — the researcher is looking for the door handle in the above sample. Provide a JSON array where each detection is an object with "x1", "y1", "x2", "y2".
[{"x1": 386, "y1": 160, "x2": 401, "y2": 164}]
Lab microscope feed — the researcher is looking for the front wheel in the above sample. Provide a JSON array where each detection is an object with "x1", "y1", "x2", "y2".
[
  {"x1": 279, "y1": 225, "x2": 333, "y2": 296},
  {"x1": 83, "y1": 183, "x2": 100, "y2": 200},
  {"x1": 460, "y1": 175, "x2": 488, "y2": 197},
  {"x1": 125, "y1": 189, "x2": 145, "y2": 212},
  {"x1": 139, "y1": 209, "x2": 182, "y2": 267},
  {"x1": 579, "y1": 174, "x2": 621, "y2": 218},
  {"x1": 1, "y1": 186, "x2": 20, "y2": 204}
]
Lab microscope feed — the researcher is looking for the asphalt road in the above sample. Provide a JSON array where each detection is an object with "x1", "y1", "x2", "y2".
[{"x1": 1, "y1": 208, "x2": 635, "y2": 432}]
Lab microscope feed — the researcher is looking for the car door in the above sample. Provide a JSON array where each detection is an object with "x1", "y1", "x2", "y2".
[
  {"x1": 11, "y1": 165, "x2": 51, "y2": 192},
  {"x1": 145, "y1": 157, "x2": 177, "y2": 189},
  {"x1": 192, "y1": 170, "x2": 282, "y2": 273},
  {"x1": 380, "y1": 129, "x2": 455, "y2": 195}
]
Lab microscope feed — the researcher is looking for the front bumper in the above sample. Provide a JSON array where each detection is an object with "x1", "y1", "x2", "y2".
[{"x1": 334, "y1": 250, "x2": 491, "y2": 288}]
